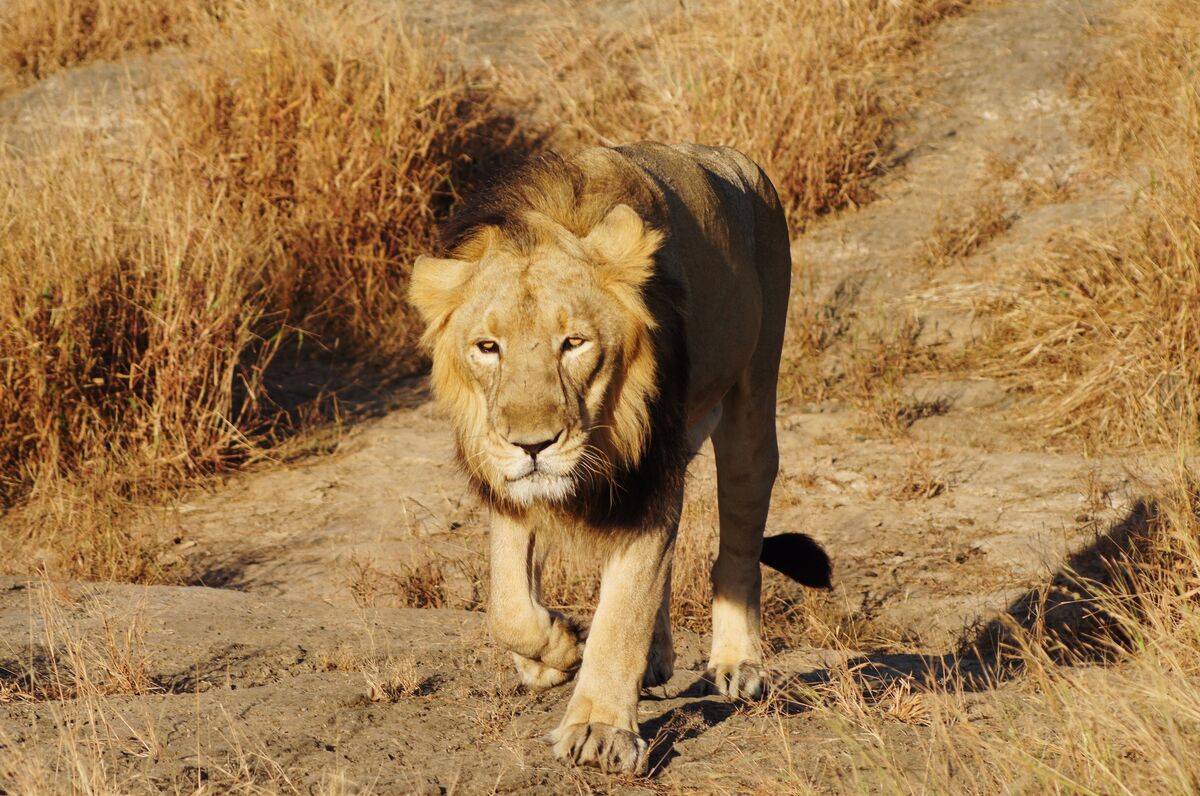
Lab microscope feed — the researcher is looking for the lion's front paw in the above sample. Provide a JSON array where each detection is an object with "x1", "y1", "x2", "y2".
[
  {"x1": 549, "y1": 722, "x2": 648, "y2": 774},
  {"x1": 513, "y1": 652, "x2": 575, "y2": 690},
  {"x1": 703, "y1": 659, "x2": 768, "y2": 700}
]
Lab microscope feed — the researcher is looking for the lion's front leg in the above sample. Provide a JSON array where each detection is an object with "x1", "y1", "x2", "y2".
[
  {"x1": 549, "y1": 527, "x2": 675, "y2": 775},
  {"x1": 488, "y1": 513, "x2": 584, "y2": 689}
]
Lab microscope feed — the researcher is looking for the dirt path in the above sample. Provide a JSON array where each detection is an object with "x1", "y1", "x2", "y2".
[{"x1": 1, "y1": 0, "x2": 1147, "y2": 791}]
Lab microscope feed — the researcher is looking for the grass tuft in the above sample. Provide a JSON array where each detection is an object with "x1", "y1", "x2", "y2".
[{"x1": 987, "y1": 0, "x2": 1200, "y2": 447}]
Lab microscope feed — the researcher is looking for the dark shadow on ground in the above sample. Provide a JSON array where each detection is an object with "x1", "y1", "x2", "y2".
[
  {"x1": 186, "y1": 546, "x2": 275, "y2": 591},
  {"x1": 640, "y1": 497, "x2": 1169, "y2": 772},
  {"x1": 641, "y1": 698, "x2": 740, "y2": 775},
  {"x1": 255, "y1": 354, "x2": 433, "y2": 441},
  {"x1": 784, "y1": 498, "x2": 1161, "y2": 699}
]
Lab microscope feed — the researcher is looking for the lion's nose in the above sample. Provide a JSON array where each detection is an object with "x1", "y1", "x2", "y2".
[{"x1": 511, "y1": 431, "x2": 562, "y2": 460}]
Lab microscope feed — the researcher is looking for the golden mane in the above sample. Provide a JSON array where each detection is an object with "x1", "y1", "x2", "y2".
[{"x1": 410, "y1": 149, "x2": 689, "y2": 523}]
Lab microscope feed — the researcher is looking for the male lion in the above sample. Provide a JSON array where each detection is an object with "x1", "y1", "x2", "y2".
[{"x1": 408, "y1": 142, "x2": 830, "y2": 774}]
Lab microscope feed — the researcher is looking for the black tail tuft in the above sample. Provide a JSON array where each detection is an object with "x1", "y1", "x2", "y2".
[{"x1": 759, "y1": 533, "x2": 832, "y2": 589}]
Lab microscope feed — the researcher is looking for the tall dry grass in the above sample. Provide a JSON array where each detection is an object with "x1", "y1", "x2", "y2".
[
  {"x1": 167, "y1": 1, "x2": 521, "y2": 364},
  {"x1": 0, "y1": 140, "x2": 273, "y2": 579},
  {"x1": 989, "y1": 0, "x2": 1200, "y2": 447},
  {"x1": 0, "y1": 2, "x2": 511, "y2": 578}
]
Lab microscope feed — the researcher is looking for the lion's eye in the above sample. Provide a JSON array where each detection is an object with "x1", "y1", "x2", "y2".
[
  {"x1": 476, "y1": 340, "x2": 500, "y2": 355},
  {"x1": 562, "y1": 337, "x2": 586, "y2": 352}
]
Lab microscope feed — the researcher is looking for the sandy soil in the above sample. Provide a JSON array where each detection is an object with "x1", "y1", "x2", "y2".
[{"x1": 0, "y1": 0, "x2": 1153, "y2": 791}]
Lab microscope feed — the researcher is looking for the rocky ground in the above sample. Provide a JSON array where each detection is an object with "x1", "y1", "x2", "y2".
[{"x1": 0, "y1": 0, "x2": 1152, "y2": 792}]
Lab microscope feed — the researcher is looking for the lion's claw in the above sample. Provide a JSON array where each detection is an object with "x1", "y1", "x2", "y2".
[
  {"x1": 703, "y1": 660, "x2": 768, "y2": 700},
  {"x1": 549, "y1": 722, "x2": 648, "y2": 774}
]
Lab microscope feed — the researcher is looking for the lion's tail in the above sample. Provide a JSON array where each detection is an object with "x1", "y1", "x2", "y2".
[{"x1": 759, "y1": 533, "x2": 832, "y2": 589}]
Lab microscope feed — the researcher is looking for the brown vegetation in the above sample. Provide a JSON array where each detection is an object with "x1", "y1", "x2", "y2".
[
  {"x1": 0, "y1": 2, "x2": 506, "y2": 577},
  {"x1": 533, "y1": 0, "x2": 966, "y2": 224},
  {"x1": 802, "y1": 468, "x2": 1200, "y2": 793},
  {"x1": 990, "y1": 0, "x2": 1200, "y2": 447},
  {"x1": 0, "y1": 580, "x2": 157, "y2": 703},
  {"x1": 918, "y1": 189, "x2": 1014, "y2": 270}
]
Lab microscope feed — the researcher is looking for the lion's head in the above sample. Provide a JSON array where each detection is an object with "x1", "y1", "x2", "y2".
[{"x1": 409, "y1": 202, "x2": 664, "y2": 509}]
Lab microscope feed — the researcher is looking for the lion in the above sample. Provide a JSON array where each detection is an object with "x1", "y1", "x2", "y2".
[{"x1": 408, "y1": 142, "x2": 831, "y2": 774}]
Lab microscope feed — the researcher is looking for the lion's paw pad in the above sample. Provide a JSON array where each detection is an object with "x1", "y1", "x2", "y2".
[
  {"x1": 704, "y1": 660, "x2": 768, "y2": 700},
  {"x1": 549, "y1": 722, "x2": 647, "y2": 774}
]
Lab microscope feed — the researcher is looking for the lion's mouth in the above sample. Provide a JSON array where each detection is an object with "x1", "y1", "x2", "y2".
[
  {"x1": 502, "y1": 468, "x2": 576, "y2": 505},
  {"x1": 504, "y1": 452, "x2": 575, "y2": 481},
  {"x1": 506, "y1": 468, "x2": 562, "y2": 482}
]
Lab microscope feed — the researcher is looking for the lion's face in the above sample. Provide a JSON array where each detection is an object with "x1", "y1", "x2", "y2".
[
  {"x1": 409, "y1": 205, "x2": 662, "y2": 508},
  {"x1": 446, "y1": 245, "x2": 626, "y2": 504}
]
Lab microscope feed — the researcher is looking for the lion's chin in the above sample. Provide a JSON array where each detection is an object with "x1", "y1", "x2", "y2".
[{"x1": 504, "y1": 471, "x2": 576, "y2": 506}]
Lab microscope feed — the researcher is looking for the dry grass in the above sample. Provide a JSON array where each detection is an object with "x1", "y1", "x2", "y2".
[
  {"x1": 664, "y1": 461, "x2": 1200, "y2": 794},
  {"x1": 363, "y1": 655, "x2": 432, "y2": 702},
  {"x1": 1, "y1": 580, "x2": 158, "y2": 702},
  {"x1": 0, "y1": 142, "x2": 273, "y2": 579},
  {"x1": 917, "y1": 189, "x2": 1014, "y2": 270},
  {"x1": 346, "y1": 551, "x2": 486, "y2": 611},
  {"x1": 387, "y1": 561, "x2": 449, "y2": 609},
  {"x1": 891, "y1": 448, "x2": 949, "y2": 500},
  {"x1": 0, "y1": 580, "x2": 165, "y2": 793},
  {"x1": 0, "y1": 581, "x2": 378, "y2": 793},
  {"x1": 987, "y1": 0, "x2": 1200, "y2": 448},
  {"x1": 781, "y1": 297, "x2": 945, "y2": 431},
  {"x1": 0, "y1": 0, "x2": 968, "y2": 579},
  {"x1": 167, "y1": 1, "x2": 520, "y2": 365},
  {"x1": 0, "y1": 0, "x2": 224, "y2": 92},
  {"x1": 992, "y1": 212, "x2": 1200, "y2": 446},
  {"x1": 318, "y1": 642, "x2": 433, "y2": 701},
  {"x1": 0, "y1": 2, "x2": 511, "y2": 579},
  {"x1": 803, "y1": 663, "x2": 936, "y2": 728}
]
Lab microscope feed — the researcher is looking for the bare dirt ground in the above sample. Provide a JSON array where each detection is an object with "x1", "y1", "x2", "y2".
[{"x1": 1, "y1": 0, "x2": 1153, "y2": 791}]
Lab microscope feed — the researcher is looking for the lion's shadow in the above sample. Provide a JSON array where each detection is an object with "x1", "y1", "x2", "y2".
[{"x1": 638, "y1": 498, "x2": 1160, "y2": 776}]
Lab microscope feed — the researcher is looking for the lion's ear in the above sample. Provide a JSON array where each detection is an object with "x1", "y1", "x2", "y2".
[
  {"x1": 408, "y1": 255, "x2": 474, "y2": 334},
  {"x1": 584, "y1": 204, "x2": 663, "y2": 289}
]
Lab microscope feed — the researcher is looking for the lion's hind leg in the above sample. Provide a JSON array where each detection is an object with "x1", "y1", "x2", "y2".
[
  {"x1": 705, "y1": 380, "x2": 778, "y2": 699},
  {"x1": 704, "y1": 298, "x2": 786, "y2": 700}
]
